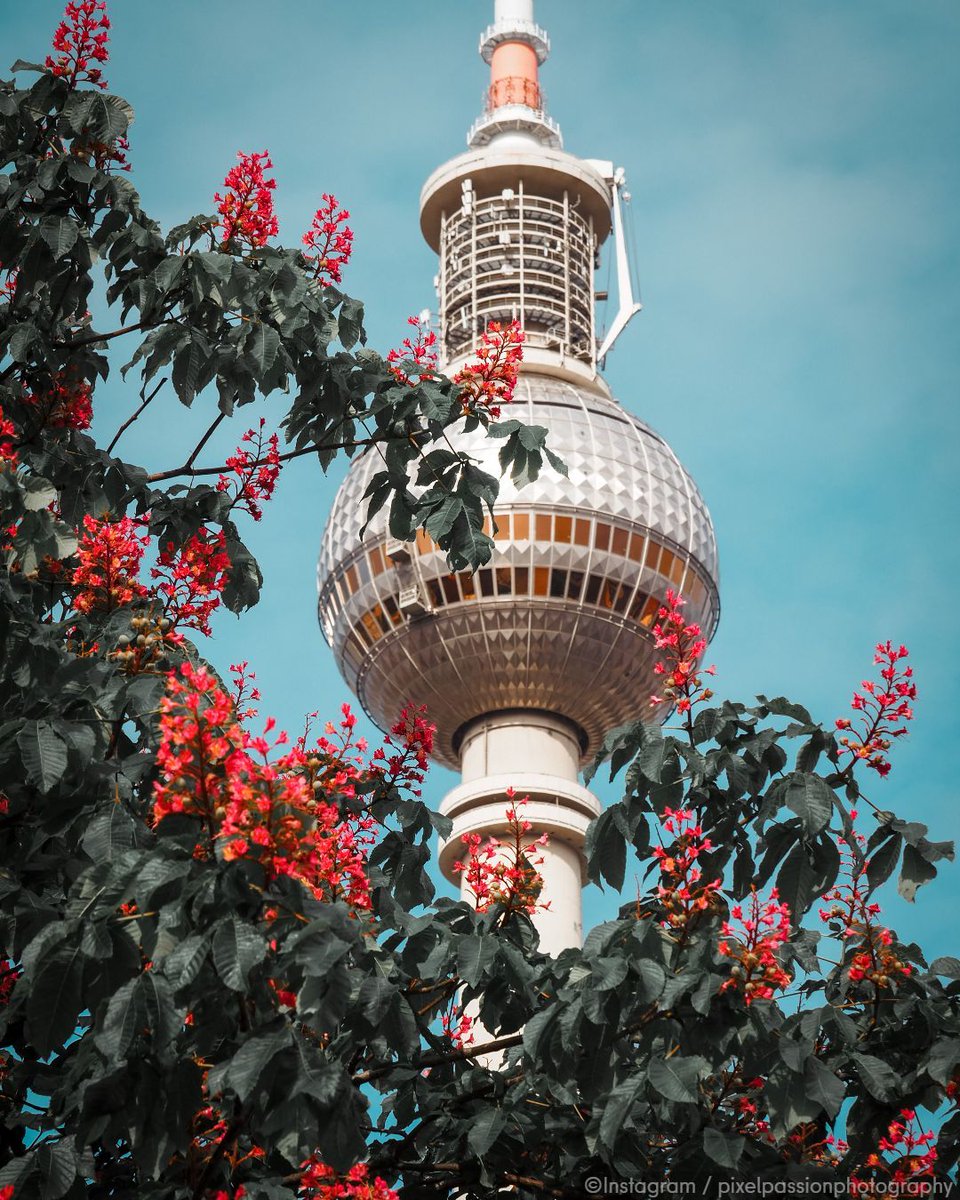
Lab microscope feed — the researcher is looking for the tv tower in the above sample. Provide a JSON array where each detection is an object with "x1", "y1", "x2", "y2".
[{"x1": 317, "y1": 0, "x2": 720, "y2": 954}]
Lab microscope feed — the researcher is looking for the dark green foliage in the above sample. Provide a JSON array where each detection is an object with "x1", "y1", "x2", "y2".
[{"x1": 0, "y1": 50, "x2": 958, "y2": 1200}]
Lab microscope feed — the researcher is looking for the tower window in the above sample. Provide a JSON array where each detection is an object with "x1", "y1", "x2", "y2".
[{"x1": 641, "y1": 595, "x2": 660, "y2": 626}]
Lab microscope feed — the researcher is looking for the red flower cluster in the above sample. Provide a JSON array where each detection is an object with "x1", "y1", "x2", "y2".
[
  {"x1": 387, "y1": 316, "x2": 438, "y2": 385},
  {"x1": 369, "y1": 704, "x2": 434, "y2": 799},
  {"x1": 441, "y1": 1002, "x2": 475, "y2": 1051},
  {"x1": 152, "y1": 662, "x2": 243, "y2": 831},
  {"x1": 835, "y1": 642, "x2": 915, "y2": 777},
  {"x1": 152, "y1": 672, "x2": 430, "y2": 913},
  {"x1": 24, "y1": 375, "x2": 93, "y2": 431},
  {"x1": 453, "y1": 319, "x2": 523, "y2": 419},
  {"x1": 216, "y1": 420, "x2": 282, "y2": 521},
  {"x1": 151, "y1": 528, "x2": 231, "y2": 638},
  {"x1": 72, "y1": 514, "x2": 149, "y2": 613},
  {"x1": 215, "y1": 152, "x2": 279, "y2": 250},
  {"x1": 719, "y1": 888, "x2": 792, "y2": 1004},
  {"x1": 300, "y1": 1159, "x2": 398, "y2": 1200},
  {"x1": 453, "y1": 791, "x2": 548, "y2": 916},
  {"x1": 649, "y1": 589, "x2": 715, "y2": 716},
  {"x1": 850, "y1": 1108, "x2": 937, "y2": 1191},
  {"x1": 193, "y1": 1099, "x2": 260, "y2": 1192},
  {"x1": 652, "y1": 807, "x2": 722, "y2": 934},
  {"x1": 819, "y1": 812, "x2": 912, "y2": 993},
  {"x1": 0, "y1": 406, "x2": 16, "y2": 467},
  {"x1": 0, "y1": 1185, "x2": 14, "y2": 1200},
  {"x1": 710, "y1": 1069, "x2": 773, "y2": 1145},
  {"x1": 0, "y1": 959, "x2": 21, "y2": 1007},
  {"x1": 302, "y1": 194, "x2": 354, "y2": 285},
  {"x1": 45, "y1": 0, "x2": 110, "y2": 90}
]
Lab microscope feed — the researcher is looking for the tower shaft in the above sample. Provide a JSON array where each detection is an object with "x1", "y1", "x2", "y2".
[{"x1": 438, "y1": 712, "x2": 600, "y2": 954}]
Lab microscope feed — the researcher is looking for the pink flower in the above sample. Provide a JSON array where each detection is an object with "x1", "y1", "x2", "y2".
[
  {"x1": 835, "y1": 641, "x2": 916, "y2": 777},
  {"x1": 215, "y1": 151, "x2": 279, "y2": 249},
  {"x1": 302, "y1": 193, "x2": 353, "y2": 285},
  {"x1": 45, "y1": 0, "x2": 110, "y2": 89}
]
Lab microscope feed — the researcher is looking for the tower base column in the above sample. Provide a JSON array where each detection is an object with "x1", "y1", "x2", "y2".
[{"x1": 437, "y1": 711, "x2": 600, "y2": 954}]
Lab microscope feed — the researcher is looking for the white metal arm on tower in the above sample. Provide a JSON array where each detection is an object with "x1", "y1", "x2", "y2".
[{"x1": 597, "y1": 168, "x2": 643, "y2": 364}]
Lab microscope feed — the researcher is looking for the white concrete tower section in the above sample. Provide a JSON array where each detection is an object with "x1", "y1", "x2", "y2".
[
  {"x1": 316, "y1": 3, "x2": 720, "y2": 958},
  {"x1": 422, "y1": 2, "x2": 634, "y2": 954}
]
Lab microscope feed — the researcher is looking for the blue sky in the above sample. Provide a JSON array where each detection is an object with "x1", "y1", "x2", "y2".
[{"x1": 4, "y1": 1, "x2": 959, "y2": 955}]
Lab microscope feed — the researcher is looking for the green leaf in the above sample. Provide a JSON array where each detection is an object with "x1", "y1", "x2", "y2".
[
  {"x1": 599, "y1": 1074, "x2": 644, "y2": 1149},
  {"x1": 207, "y1": 1027, "x2": 290, "y2": 1102},
  {"x1": 585, "y1": 807, "x2": 626, "y2": 890},
  {"x1": 18, "y1": 720, "x2": 68, "y2": 793},
  {"x1": 37, "y1": 1140, "x2": 78, "y2": 1200},
  {"x1": 898, "y1": 842, "x2": 938, "y2": 902},
  {"x1": 777, "y1": 841, "x2": 816, "y2": 919},
  {"x1": 703, "y1": 1126, "x2": 744, "y2": 1168},
  {"x1": 338, "y1": 297, "x2": 365, "y2": 350},
  {"x1": 866, "y1": 834, "x2": 902, "y2": 893},
  {"x1": 468, "y1": 1107, "x2": 507, "y2": 1157},
  {"x1": 931, "y1": 956, "x2": 960, "y2": 980},
  {"x1": 162, "y1": 934, "x2": 209, "y2": 988},
  {"x1": 212, "y1": 917, "x2": 267, "y2": 990},
  {"x1": 83, "y1": 93, "x2": 133, "y2": 143},
  {"x1": 313, "y1": 1085, "x2": 366, "y2": 1172},
  {"x1": 648, "y1": 1054, "x2": 705, "y2": 1104},
  {"x1": 756, "y1": 695, "x2": 814, "y2": 723},
  {"x1": 40, "y1": 216, "x2": 79, "y2": 261},
  {"x1": 458, "y1": 934, "x2": 496, "y2": 987},
  {"x1": 804, "y1": 1056, "x2": 844, "y2": 1118},
  {"x1": 245, "y1": 322, "x2": 280, "y2": 374},
  {"x1": 171, "y1": 332, "x2": 211, "y2": 405},
  {"x1": 852, "y1": 1052, "x2": 898, "y2": 1102},
  {"x1": 784, "y1": 772, "x2": 834, "y2": 835},
  {"x1": 96, "y1": 979, "x2": 141, "y2": 1061},
  {"x1": 27, "y1": 947, "x2": 83, "y2": 1055}
]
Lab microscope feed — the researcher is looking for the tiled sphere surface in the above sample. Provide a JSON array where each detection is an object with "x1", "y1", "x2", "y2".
[{"x1": 317, "y1": 372, "x2": 720, "y2": 768}]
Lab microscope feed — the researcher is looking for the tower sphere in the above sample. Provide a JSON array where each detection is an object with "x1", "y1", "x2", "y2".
[{"x1": 317, "y1": 370, "x2": 719, "y2": 770}]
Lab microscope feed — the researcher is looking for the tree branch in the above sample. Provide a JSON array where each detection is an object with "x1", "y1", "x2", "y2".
[
  {"x1": 106, "y1": 376, "x2": 167, "y2": 454},
  {"x1": 353, "y1": 1030, "x2": 524, "y2": 1084},
  {"x1": 146, "y1": 436, "x2": 381, "y2": 484}
]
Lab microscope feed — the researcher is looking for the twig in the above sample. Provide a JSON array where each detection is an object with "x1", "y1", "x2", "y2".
[
  {"x1": 106, "y1": 376, "x2": 167, "y2": 454},
  {"x1": 146, "y1": 436, "x2": 379, "y2": 484},
  {"x1": 353, "y1": 1030, "x2": 524, "y2": 1083}
]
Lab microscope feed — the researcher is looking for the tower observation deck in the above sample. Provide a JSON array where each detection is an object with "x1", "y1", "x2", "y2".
[{"x1": 317, "y1": 0, "x2": 720, "y2": 953}]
